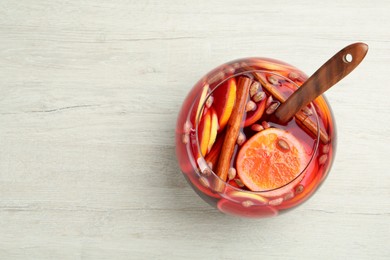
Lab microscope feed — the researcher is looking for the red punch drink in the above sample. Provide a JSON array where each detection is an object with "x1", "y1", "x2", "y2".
[{"x1": 176, "y1": 58, "x2": 335, "y2": 218}]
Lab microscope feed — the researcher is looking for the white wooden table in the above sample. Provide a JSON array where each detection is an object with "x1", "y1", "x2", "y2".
[{"x1": 0, "y1": 1, "x2": 389, "y2": 259}]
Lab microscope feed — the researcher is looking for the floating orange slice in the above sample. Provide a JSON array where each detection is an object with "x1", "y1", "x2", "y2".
[
  {"x1": 213, "y1": 78, "x2": 236, "y2": 131},
  {"x1": 217, "y1": 193, "x2": 277, "y2": 218},
  {"x1": 207, "y1": 108, "x2": 219, "y2": 153},
  {"x1": 254, "y1": 59, "x2": 297, "y2": 74},
  {"x1": 204, "y1": 131, "x2": 224, "y2": 168},
  {"x1": 236, "y1": 128, "x2": 309, "y2": 193},
  {"x1": 197, "y1": 107, "x2": 219, "y2": 157},
  {"x1": 195, "y1": 84, "x2": 209, "y2": 123},
  {"x1": 198, "y1": 110, "x2": 211, "y2": 156}
]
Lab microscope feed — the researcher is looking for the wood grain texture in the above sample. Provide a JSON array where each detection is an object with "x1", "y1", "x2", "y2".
[
  {"x1": 0, "y1": 0, "x2": 389, "y2": 259},
  {"x1": 274, "y1": 42, "x2": 368, "y2": 123}
]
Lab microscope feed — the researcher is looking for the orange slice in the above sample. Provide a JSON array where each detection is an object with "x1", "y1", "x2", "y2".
[
  {"x1": 207, "y1": 108, "x2": 219, "y2": 153},
  {"x1": 213, "y1": 78, "x2": 236, "y2": 131},
  {"x1": 195, "y1": 84, "x2": 209, "y2": 123},
  {"x1": 254, "y1": 59, "x2": 296, "y2": 74},
  {"x1": 204, "y1": 131, "x2": 224, "y2": 168},
  {"x1": 228, "y1": 190, "x2": 268, "y2": 205},
  {"x1": 217, "y1": 194, "x2": 277, "y2": 218},
  {"x1": 198, "y1": 110, "x2": 211, "y2": 156},
  {"x1": 236, "y1": 128, "x2": 309, "y2": 193}
]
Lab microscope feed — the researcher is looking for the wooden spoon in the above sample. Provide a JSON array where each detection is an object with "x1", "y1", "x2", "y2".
[{"x1": 274, "y1": 42, "x2": 368, "y2": 124}]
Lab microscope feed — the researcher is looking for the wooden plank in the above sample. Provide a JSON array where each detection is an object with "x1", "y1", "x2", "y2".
[{"x1": 0, "y1": 0, "x2": 389, "y2": 259}]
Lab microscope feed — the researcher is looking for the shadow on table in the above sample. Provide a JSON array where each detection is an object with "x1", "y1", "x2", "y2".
[
  {"x1": 138, "y1": 106, "x2": 283, "y2": 228},
  {"x1": 129, "y1": 106, "x2": 287, "y2": 241},
  {"x1": 159, "y1": 143, "x2": 281, "y2": 227}
]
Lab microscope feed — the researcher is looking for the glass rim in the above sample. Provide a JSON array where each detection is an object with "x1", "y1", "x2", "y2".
[{"x1": 192, "y1": 69, "x2": 320, "y2": 195}]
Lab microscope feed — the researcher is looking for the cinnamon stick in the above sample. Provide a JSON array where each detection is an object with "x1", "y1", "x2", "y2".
[
  {"x1": 214, "y1": 77, "x2": 252, "y2": 192},
  {"x1": 248, "y1": 69, "x2": 329, "y2": 144},
  {"x1": 295, "y1": 111, "x2": 329, "y2": 144}
]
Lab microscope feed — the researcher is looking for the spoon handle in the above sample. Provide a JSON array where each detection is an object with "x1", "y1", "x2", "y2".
[{"x1": 274, "y1": 42, "x2": 368, "y2": 124}]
